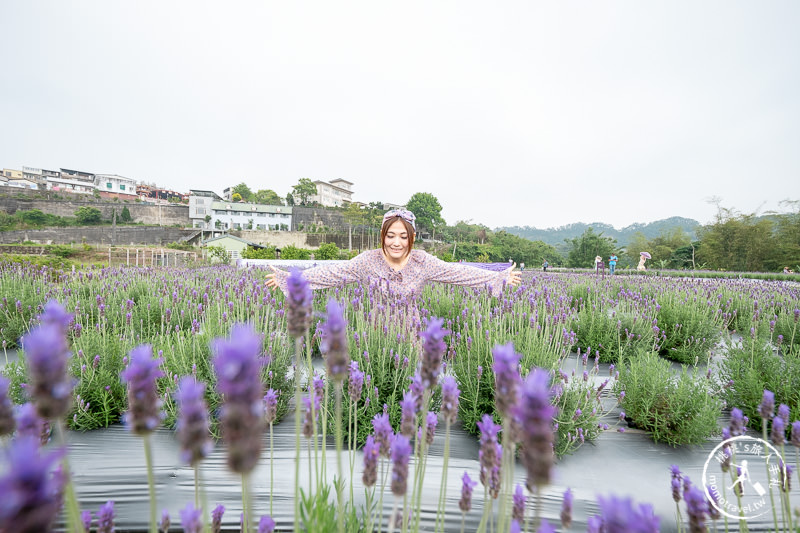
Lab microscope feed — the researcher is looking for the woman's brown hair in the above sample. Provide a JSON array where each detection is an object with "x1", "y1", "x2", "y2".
[{"x1": 380, "y1": 217, "x2": 415, "y2": 258}]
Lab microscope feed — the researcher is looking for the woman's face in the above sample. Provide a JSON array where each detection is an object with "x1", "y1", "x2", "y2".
[{"x1": 383, "y1": 219, "x2": 410, "y2": 260}]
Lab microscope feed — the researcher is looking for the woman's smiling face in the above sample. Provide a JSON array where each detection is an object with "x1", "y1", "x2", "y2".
[{"x1": 383, "y1": 219, "x2": 410, "y2": 261}]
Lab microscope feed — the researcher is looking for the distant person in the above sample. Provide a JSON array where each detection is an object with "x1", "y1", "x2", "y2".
[
  {"x1": 520, "y1": 262, "x2": 525, "y2": 271},
  {"x1": 542, "y1": 259, "x2": 548, "y2": 272},
  {"x1": 784, "y1": 267, "x2": 794, "y2": 274},
  {"x1": 608, "y1": 253, "x2": 618, "y2": 275},
  {"x1": 595, "y1": 256, "x2": 604, "y2": 274}
]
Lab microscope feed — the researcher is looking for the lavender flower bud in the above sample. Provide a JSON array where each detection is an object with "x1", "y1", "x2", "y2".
[
  {"x1": 212, "y1": 323, "x2": 266, "y2": 474},
  {"x1": 561, "y1": 488, "x2": 573, "y2": 529},
  {"x1": 0, "y1": 437, "x2": 65, "y2": 532},
  {"x1": 514, "y1": 368, "x2": 556, "y2": 490},
  {"x1": 492, "y1": 342, "x2": 522, "y2": 419},
  {"x1": 159, "y1": 509, "x2": 171, "y2": 533},
  {"x1": 211, "y1": 504, "x2": 225, "y2": 533},
  {"x1": 176, "y1": 377, "x2": 212, "y2": 466},
  {"x1": 440, "y1": 375, "x2": 460, "y2": 424},
  {"x1": 81, "y1": 510, "x2": 93, "y2": 533},
  {"x1": 684, "y1": 485, "x2": 708, "y2": 533},
  {"x1": 759, "y1": 390, "x2": 775, "y2": 420},
  {"x1": 400, "y1": 390, "x2": 417, "y2": 438},
  {"x1": 40, "y1": 300, "x2": 74, "y2": 330},
  {"x1": 477, "y1": 414, "x2": 502, "y2": 497},
  {"x1": 512, "y1": 484, "x2": 526, "y2": 522},
  {"x1": 371, "y1": 413, "x2": 394, "y2": 457},
  {"x1": 21, "y1": 322, "x2": 72, "y2": 420},
  {"x1": 120, "y1": 345, "x2": 164, "y2": 435},
  {"x1": 348, "y1": 362, "x2": 364, "y2": 403},
  {"x1": 96, "y1": 501, "x2": 115, "y2": 533},
  {"x1": 15, "y1": 402, "x2": 48, "y2": 445},
  {"x1": 771, "y1": 416, "x2": 785, "y2": 446},
  {"x1": 0, "y1": 377, "x2": 16, "y2": 437},
  {"x1": 729, "y1": 408, "x2": 745, "y2": 437},
  {"x1": 791, "y1": 421, "x2": 800, "y2": 447},
  {"x1": 459, "y1": 471, "x2": 477, "y2": 513},
  {"x1": 705, "y1": 485, "x2": 721, "y2": 521},
  {"x1": 425, "y1": 411, "x2": 438, "y2": 445},
  {"x1": 302, "y1": 394, "x2": 320, "y2": 439},
  {"x1": 778, "y1": 403, "x2": 790, "y2": 426},
  {"x1": 391, "y1": 434, "x2": 412, "y2": 497},
  {"x1": 420, "y1": 317, "x2": 448, "y2": 390},
  {"x1": 264, "y1": 389, "x2": 278, "y2": 425},
  {"x1": 258, "y1": 515, "x2": 276, "y2": 533},
  {"x1": 179, "y1": 503, "x2": 203, "y2": 533},
  {"x1": 597, "y1": 494, "x2": 660, "y2": 532},
  {"x1": 286, "y1": 268, "x2": 312, "y2": 338},
  {"x1": 321, "y1": 299, "x2": 350, "y2": 381},
  {"x1": 780, "y1": 461, "x2": 792, "y2": 493},
  {"x1": 362, "y1": 435, "x2": 380, "y2": 487}
]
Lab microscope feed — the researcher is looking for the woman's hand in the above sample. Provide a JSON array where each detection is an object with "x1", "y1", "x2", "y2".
[
  {"x1": 508, "y1": 263, "x2": 522, "y2": 287},
  {"x1": 264, "y1": 265, "x2": 281, "y2": 290}
]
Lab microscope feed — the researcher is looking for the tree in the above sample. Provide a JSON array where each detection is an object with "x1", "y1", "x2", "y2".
[
  {"x1": 286, "y1": 192, "x2": 295, "y2": 206},
  {"x1": 120, "y1": 206, "x2": 133, "y2": 223},
  {"x1": 407, "y1": 192, "x2": 444, "y2": 239},
  {"x1": 292, "y1": 178, "x2": 317, "y2": 206},
  {"x1": 342, "y1": 202, "x2": 366, "y2": 250},
  {"x1": 253, "y1": 189, "x2": 284, "y2": 205},
  {"x1": 231, "y1": 192, "x2": 243, "y2": 203},
  {"x1": 231, "y1": 183, "x2": 254, "y2": 202},
  {"x1": 20, "y1": 209, "x2": 48, "y2": 226},
  {"x1": 565, "y1": 227, "x2": 618, "y2": 268},
  {"x1": 316, "y1": 242, "x2": 340, "y2": 260},
  {"x1": 75, "y1": 206, "x2": 102, "y2": 225}
]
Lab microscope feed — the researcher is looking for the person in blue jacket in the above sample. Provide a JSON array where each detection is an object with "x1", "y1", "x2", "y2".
[{"x1": 608, "y1": 253, "x2": 618, "y2": 275}]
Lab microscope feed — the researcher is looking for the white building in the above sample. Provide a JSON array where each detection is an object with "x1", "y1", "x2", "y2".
[
  {"x1": 94, "y1": 174, "x2": 138, "y2": 199},
  {"x1": 45, "y1": 175, "x2": 95, "y2": 194},
  {"x1": 189, "y1": 191, "x2": 293, "y2": 231},
  {"x1": 188, "y1": 189, "x2": 222, "y2": 228},
  {"x1": 309, "y1": 179, "x2": 354, "y2": 207}
]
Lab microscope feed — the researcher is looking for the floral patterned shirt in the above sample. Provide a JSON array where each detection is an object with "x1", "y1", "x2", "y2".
[{"x1": 273, "y1": 249, "x2": 514, "y2": 298}]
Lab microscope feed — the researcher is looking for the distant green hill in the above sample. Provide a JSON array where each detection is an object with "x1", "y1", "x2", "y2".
[{"x1": 498, "y1": 216, "x2": 700, "y2": 247}]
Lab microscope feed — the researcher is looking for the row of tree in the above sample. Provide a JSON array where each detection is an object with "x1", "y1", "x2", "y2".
[{"x1": 228, "y1": 179, "x2": 318, "y2": 206}]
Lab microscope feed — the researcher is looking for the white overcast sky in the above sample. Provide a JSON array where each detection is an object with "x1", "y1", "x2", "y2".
[{"x1": 1, "y1": 2, "x2": 798, "y2": 229}]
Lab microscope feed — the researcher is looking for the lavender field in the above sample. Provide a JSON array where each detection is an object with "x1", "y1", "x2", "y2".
[{"x1": 1, "y1": 260, "x2": 799, "y2": 532}]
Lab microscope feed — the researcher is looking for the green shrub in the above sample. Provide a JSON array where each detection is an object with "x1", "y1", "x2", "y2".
[
  {"x1": 656, "y1": 292, "x2": 722, "y2": 364},
  {"x1": 573, "y1": 307, "x2": 655, "y2": 363},
  {"x1": 615, "y1": 351, "x2": 722, "y2": 446},
  {"x1": 280, "y1": 245, "x2": 311, "y2": 260},
  {"x1": 242, "y1": 245, "x2": 276, "y2": 259},
  {"x1": 315, "y1": 242, "x2": 339, "y2": 260},
  {"x1": 49, "y1": 245, "x2": 76, "y2": 258}
]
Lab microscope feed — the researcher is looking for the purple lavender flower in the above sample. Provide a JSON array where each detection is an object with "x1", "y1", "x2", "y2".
[
  {"x1": 348, "y1": 361, "x2": 364, "y2": 403},
  {"x1": 561, "y1": 488, "x2": 573, "y2": 528},
  {"x1": 514, "y1": 368, "x2": 556, "y2": 491},
  {"x1": 777, "y1": 403, "x2": 790, "y2": 426},
  {"x1": 587, "y1": 515, "x2": 602, "y2": 533},
  {"x1": 425, "y1": 411, "x2": 438, "y2": 445},
  {"x1": 477, "y1": 414, "x2": 502, "y2": 497},
  {"x1": 684, "y1": 485, "x2": 708, "y2": 533},
  {"x1": 321, "y1": 299, "x2": 350, "y2": 381},
  {"x1": 179, "y1": 503, "x2": 203, "y2": 533},
  {"x1": 264, "y1": 389, "x2": 278, "y2": 425},
  {"x1": 40, "y1": 300, "x2": 74, "y2": 330},
  {"x1": 211, "y1": 504, "x2": 225, "y2": 533},
  {"x1": 362, "y1": 435, "x2": 380, "y2": 487},
  {"x1": 771, "y1": 416, "x2": 785, "y2": 446},
  {"x1": 372, "y1": 413, "x2": 394, "y2": 457},
  {"x1": 596, "y1": 494, "x2": 660, "y2": 532},
  {"x1": 212, "y1": 323, "x2": 266, "y2": 474},
  {"x1": 391, "y1": 434, "x2": 412, "y2": 497},
  {"x1": 0, "y1": 377, "x2": 15, "y2": 437},
  {"x1": 175, "y1": 377, "x2": 212, "y2": 466},
  {"x1": 420, "y1": 317, "x2": 448, "y2": 390},
  {"x1": 536, "y1": 520, "x2": 555, "y2": 533},
  {"x1": 458, "y1": 471, "x2": 477, "y2": 513},
  {"x1": 440, "y1": 375, "x2": 460, "y2": 424},
  {"x1": 258, "y1": 515, "x2": 276, "y2": 533},
  {"x1": 81, "y1": 510, "x2": 93, "y2": 533},
  {"x1": 15, "y1": 402, "x2": 48, "y2": 444},
  {"x1": 729, "y1": 408, "x2": 745, "y2": 437},
  {"x1": 96, "y1": 500, "x2": 115, "y2": 533},
  {"x1": 492, "y1": 342, "x2": 522, "y2": 419},
  {"x1": 705, "y1": 485, "x2": 721, "y2": 521},
  {"x1": 21, "y1": 322, "x2": 72, "y2": 420},
  {"x1": 512, "y1": 483, "x2": 526, "y2": 522},
  {"x1": 302, "y1": 393, "x2": 321, "y2": 439},
  {"x1": 759, "y1": 390, "x2": 775, "y2": 420},
  {"x1": 120, "y1": 344, "x2": 165, "y2": 435},
  {"x1": 400, "y1": 390, "x2": 417, "y2": 438},
  {"x1": 792, "y1": 421, "x2": 800, "y2": 447},
  {"x1": 159, "y1": 509, "x2": 171, "y2": 533},
  {"x1": 286, "y1": 268, "x2": 312, "y2": 338}
]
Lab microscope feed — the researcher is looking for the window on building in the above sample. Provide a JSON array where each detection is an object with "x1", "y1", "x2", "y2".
[
  {"x1": 106, "y1": 183, "x2": 112, "y2": 188},
  {"x1": 120, "y1": 184, "x2": 126, "y2": 190}
]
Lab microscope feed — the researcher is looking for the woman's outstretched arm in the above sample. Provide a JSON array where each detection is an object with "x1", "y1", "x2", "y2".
[
  {"x1": 422, "y1": 253, "x2": 521, "y2": 296},
  {"x1": 264, "y1": 251, "x2": 371, "y2": 295}
]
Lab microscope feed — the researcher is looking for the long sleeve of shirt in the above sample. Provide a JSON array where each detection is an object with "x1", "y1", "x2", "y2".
[{"x1": 420, "y1": 253, "x2": 513, "y2": 297}]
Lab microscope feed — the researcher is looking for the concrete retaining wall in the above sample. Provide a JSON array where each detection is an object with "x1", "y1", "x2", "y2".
[
  {"x1": 0, "y1": 196, "x2": 189, "y2": 226},
  {"x1": 0, "y1": 227, "x2": 200, "y2": 245}
]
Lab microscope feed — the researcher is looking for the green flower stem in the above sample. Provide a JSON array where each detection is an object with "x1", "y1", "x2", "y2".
[
  {"x1": 143, "y1": 433, "x2": 158, "y2": 533},
  {"x1": 335, "y1": 383, "x2": 345, "y2": 533},
  {"x1": 293, "y1": 336, "x2": 303, "y2": 533},
  {"x1": 434, "y1": 418, "x2": 452, "y2": 533},
  {"x1": 242, "y1": 472, "x2": 253, "y2": 533},
  {"x1": 763, "y1": 419, "x2": 780, "y2": 533},
  {"x1": 269, "y1": 421, "x2": 274, "y2": 516},
  {"x1": 55, "y1": 419, "x2": 83, "y2": 533}
]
